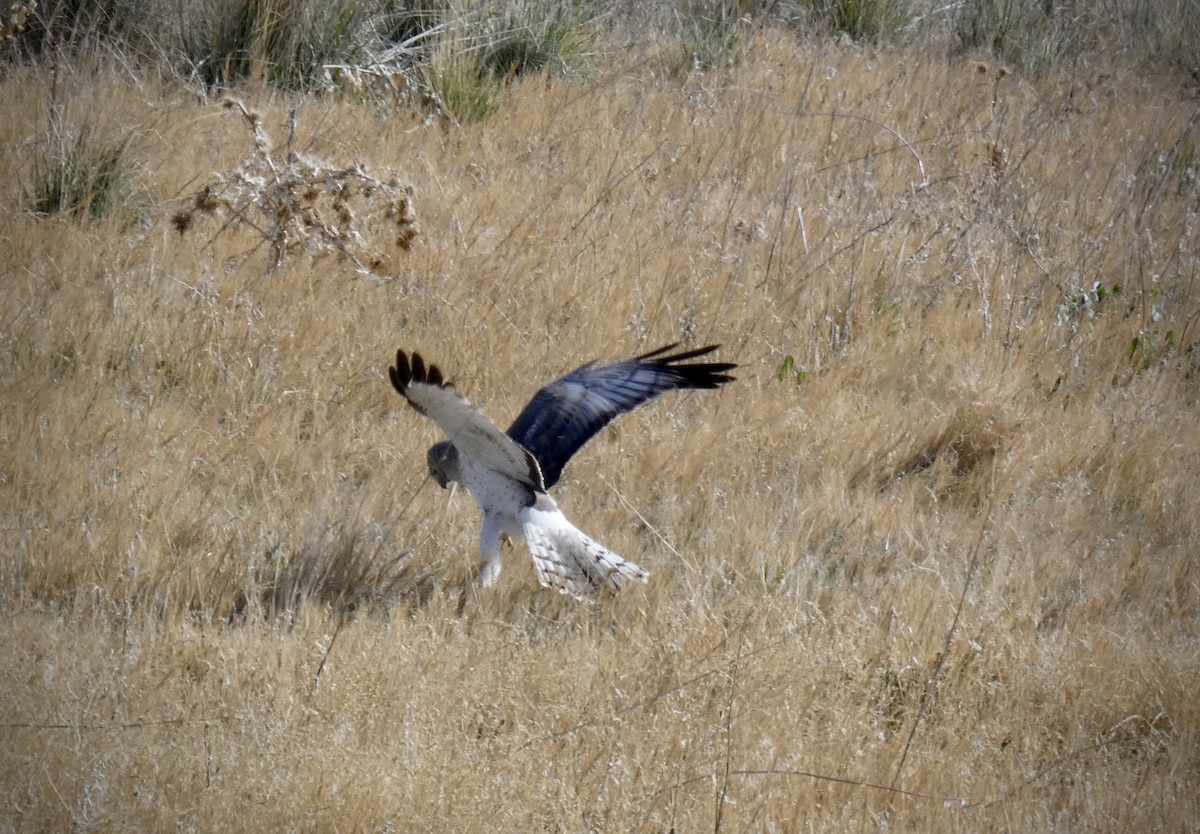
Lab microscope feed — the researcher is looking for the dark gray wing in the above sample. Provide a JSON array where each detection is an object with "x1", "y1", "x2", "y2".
[{"x1": 506, "y1": 344, "x2": 736, "y2": 489}]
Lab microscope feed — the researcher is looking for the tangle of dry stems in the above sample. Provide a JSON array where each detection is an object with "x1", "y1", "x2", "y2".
[{"x1": 173, "y1": 99, "x2": 418, "y2": 278}]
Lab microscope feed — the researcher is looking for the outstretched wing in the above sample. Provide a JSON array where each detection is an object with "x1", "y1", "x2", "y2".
[
  {"x1": 506, "y1": 343, "x2": 737, "y2": 489},
  {"x1": 389, "y1": 350, "x2": 543, "y2": 491}
]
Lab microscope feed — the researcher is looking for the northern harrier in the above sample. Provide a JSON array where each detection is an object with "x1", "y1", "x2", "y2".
[{"x1": 388, "y1": 344, "x2": 736, "y2": 599}]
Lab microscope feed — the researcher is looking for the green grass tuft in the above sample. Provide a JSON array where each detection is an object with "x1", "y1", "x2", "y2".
[
  {"x1": 676, "y1": 1, "x2": 750, "y2": 74},
  {"x1": 477, "y1": 0, "x2": 598, "y2": 79},
  {"x1": 27, "y1": 124, "x2": 140, "y2": 222},
  {"x1": 806, "y1": 0, "x2": 914, "y2": 43},
  {"x1": 180, "y1": 0, "x2": 381, "y2": 90},
  {"x1": 427, "y1": 46, "x2": 499, "y2": 123}
]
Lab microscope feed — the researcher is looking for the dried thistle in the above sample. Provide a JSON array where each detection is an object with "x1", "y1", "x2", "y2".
[
  {"x1": 1, "y1": 1, "x2": 36, "y2": 43},
  {"x1": 175, "y1": 99, "x2": 419, "y2": 278}
]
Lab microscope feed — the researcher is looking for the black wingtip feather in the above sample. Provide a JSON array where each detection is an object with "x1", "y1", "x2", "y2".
[
  {"x1": 657, "y1": 343, "x2": 719, "y2": 362},
  {"x1": 390, "y1": 349, "x2": 450, "y2": 398},
  {"x1": 389, "y1": 349, "x2": 411, "y2": 394},
  {"x1": 634, "y1": 343, "x2": 733, "y2": 368},
  {"x1": 641, "y1": 343, "x2": 738, "y2": 389},
  {"x1": 633, "y1": 342, "x2": 682, "y2": 361},
  {"x1": 683, "y1": 368, "x2": 738, "y2": 388}
]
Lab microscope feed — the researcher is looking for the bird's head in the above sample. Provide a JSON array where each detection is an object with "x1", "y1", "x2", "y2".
[{"x1": 426, "y1": 440, "x2": 461, "y2": 489}]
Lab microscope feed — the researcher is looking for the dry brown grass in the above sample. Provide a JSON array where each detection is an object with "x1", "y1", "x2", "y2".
[{"x1": 2, "y1": 35, "x2": 1199, "y2": 831}]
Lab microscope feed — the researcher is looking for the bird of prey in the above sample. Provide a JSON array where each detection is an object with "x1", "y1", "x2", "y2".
[{"x1": 388, "y1": 343, "x2": 736, "y2": 599}]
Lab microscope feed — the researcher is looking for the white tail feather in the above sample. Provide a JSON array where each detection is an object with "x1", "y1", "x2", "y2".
[{"x1": 520, "y1": 505, "x2": 648, "y2": 600}]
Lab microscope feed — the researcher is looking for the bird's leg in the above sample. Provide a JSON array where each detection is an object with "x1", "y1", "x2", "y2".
[
  {"x1": 478, "y1": 512, "x2": 504, "y2": 587},
  {"x1": 479, "y1": 558, "x2": 502, "y2": 587}
]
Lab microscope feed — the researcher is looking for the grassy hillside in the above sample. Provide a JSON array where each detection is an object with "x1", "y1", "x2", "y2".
[{"x1": 2, "y1": 22, "x2": 1198, "y2": 832}]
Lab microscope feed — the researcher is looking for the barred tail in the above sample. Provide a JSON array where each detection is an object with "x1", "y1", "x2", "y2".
[{"x1": 521, "y1": 504, "x2": 649, "y2": 601}]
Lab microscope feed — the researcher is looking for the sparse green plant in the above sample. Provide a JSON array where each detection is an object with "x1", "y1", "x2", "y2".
[
  {"x1": 27, "y1": 122, "x2": 140, "y2": 221},
  {"x1": 676, "y1": 1, "x2": 749, "y2": 74},
  {"x1": 872, "y1": 297, "x2": 903, "y2": 336},
  {"x1": 805, "y1": 0, "x2": 914, "y2": 43},
  {"x1": 4, "y1": 0, "x2": 1200, "y2": 90},
  {"x1": 180, "y1": 0, "x2": 383, "y2": 90},
  {"x1": 953, "y1": 0, "x2": 1077, "y2": 75},
  {"x1": 4, "y1": 0, "x2": 151, "y2": 58},
  {"x1": 1125, "y1": 0, "x2": 1200, "y2": 82},
  {"x1": 1054, "y1": 281, "x2": 1133, "y2": 331},
  {"x1": 775, "y1": 354, "x2": 808, "y2": 383},
  {"x1": 404, "y1": 1, "x2": 598, "y2": 123},
  {"x1": 1128, "y1": 327, "x2": 1179, "y2": 369},
  {"x1": 476, "y1": 0, "x2": 598, "y2": 79},
  {"x1": 425, "y1": 44, "x2": 499, "y2": 123}
]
